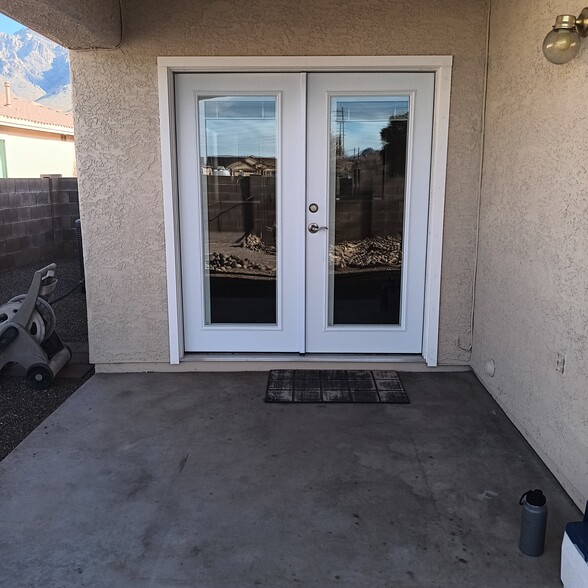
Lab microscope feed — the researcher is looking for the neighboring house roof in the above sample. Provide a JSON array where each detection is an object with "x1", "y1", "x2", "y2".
[
  {"x1": 0, "y1": 94, "x2": 74, "y2": 135},
  {"x1": 227, "y1": 156, "x2": 276, "y2": 175}
]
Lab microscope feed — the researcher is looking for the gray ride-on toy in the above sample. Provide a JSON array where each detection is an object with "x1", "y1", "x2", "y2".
[{"x1": 0, "y1": 264, "x2": 72, "y2": 389}]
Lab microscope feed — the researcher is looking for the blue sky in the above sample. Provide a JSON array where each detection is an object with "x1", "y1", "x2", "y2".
[{"x1": 0, "y1": 13, "x2": 23, "y2": 34}]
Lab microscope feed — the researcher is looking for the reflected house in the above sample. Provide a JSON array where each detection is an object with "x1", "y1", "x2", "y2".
[
  {"x1": 227, "y1": 157, "x2": 276, "y2": 177},
  {"x1": 201, "y1": 157, "x2": 276, "y2": 177}
]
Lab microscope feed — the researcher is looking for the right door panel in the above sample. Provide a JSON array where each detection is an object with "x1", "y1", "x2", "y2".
[{"x1": 305, "y1": 73, "x2": 434, "y2": 353}]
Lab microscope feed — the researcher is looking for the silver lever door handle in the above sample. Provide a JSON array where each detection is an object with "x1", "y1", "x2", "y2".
[{"x1": 308, "y1": 223, "x2": 328, "y2": 234}]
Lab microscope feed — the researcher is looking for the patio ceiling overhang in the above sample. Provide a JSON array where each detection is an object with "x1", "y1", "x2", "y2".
[{"x1": 0, "y1": 0, "x2": 122, "y2": 49}]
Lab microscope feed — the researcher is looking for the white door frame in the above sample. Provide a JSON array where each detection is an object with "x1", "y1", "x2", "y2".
[
  {"x1": 175, "y1": 73, "x2": 305, "y2": 352},
  {"x1": 157, "y1": 56, "x2": 452, "y2": 367}
]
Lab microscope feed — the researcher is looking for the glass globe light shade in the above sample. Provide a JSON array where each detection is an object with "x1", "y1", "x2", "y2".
[{"x1": 543, "y1": 17, "x2": 581, "y2": 64}]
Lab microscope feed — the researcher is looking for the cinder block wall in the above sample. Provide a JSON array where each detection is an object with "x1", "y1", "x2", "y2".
[{"x1": 0, "y1": 177, "x2": 79, "y2": 271}]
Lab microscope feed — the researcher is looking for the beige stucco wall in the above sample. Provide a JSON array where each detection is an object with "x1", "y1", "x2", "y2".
[
  {"x1": 472, "y1": 0, "x2": 588, "y2": 507},
  {"x1": 70, "y1": 0, "x2": 489, "y2": 365},
  {"x1": 0, "y1": 127, "x2": 76, "y2": 178}
]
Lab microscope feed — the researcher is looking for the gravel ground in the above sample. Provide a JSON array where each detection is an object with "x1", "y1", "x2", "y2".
[
  {"x1": 0, "y1": 257, "x2": 92, "y2": 460},
  {"x1": 0, "y1": 257, "x2": 88, "y2": 342}
]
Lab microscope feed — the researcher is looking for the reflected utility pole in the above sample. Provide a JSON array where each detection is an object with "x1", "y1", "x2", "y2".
[{"x1": 335, "y1": 106, "x2": 346, "y2": 156}]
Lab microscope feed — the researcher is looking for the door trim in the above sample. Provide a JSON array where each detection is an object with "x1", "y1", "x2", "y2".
[{"x1": 157, "y1": 56, "x2": 453, "y2": 366}]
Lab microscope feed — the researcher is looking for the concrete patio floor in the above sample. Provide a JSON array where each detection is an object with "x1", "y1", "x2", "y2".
[{"x1": 0, "y1": 371, "x2": 579, "y2": 587}]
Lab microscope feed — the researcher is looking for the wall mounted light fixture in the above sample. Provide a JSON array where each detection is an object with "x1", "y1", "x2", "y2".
[{"x1": 543, "y1": 8, "x2": 588, "y2": 64}]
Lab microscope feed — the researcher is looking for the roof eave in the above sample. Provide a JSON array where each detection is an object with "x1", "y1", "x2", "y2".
[{"x1": 0, "y1": 116, "x2": 74, "y2": 136}]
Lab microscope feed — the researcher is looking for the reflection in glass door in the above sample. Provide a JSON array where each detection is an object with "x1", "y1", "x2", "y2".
[
  {"x1": 198, "y1": 96, "x2": 278, "y2": 324},
  {"x1": 328, "y1": 97, "x2": 409, "y2": 326}
]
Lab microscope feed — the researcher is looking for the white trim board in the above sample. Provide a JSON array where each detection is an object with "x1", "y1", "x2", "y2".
[
  {"x1": 157, "y1": 56, "x2": 453, "y2": 367},
  {"x1": 158, "y1": 55, "x2": 453, "y2": 71}
]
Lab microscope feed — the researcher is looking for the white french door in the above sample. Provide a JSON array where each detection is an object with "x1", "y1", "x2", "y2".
[
  {"x1": 175, "y1": 71, "x2": 434, "y2": 354},
  {"x1": 176, "y1": 73, "x2": 304, "y2": 352},
  {"x1": 305, "y1": 73, "x2": 434, "y2": 352}
]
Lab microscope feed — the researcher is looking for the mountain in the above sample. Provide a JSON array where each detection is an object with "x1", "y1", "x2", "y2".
[{"x1": 0, "y1": 28, "x2": 71, "y2": 112}]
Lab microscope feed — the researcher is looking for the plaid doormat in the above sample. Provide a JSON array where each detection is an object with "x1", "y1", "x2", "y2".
[{"x1": 265, "y1": 370, "x2": 409, "y2": 404}]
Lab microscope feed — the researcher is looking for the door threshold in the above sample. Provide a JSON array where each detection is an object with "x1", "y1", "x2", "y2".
[
  {"x1": 182, "y1": 353, "x2": 424, "y2": 363},
  {"x1": 172, "y1": 353, "x2": 470, "y2": 372},
  {"x1": 96, "y1": 355, "x2": 471, "y2": 373}
]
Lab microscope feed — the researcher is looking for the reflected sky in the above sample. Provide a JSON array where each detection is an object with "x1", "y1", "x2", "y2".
[
  {"x1": 332, "y1": 99, "x2": 409, "y2": 156},
  {"x1": 198, "y1": 95, "x2": 409, "y2": 158},
  {"x1": 203, "y1": 119, "x2": 276, "y2": 158},
  {"x1": 200, "y1": 97, "x2": 277, "y2": 158}
]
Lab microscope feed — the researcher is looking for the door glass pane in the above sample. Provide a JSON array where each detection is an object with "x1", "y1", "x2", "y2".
[
  {"x1": 198, "y1": 96, "x2": 277, "y2": 324},
  {"x1": 328, "y1": 97, "x2": 409, "y2": 325}
]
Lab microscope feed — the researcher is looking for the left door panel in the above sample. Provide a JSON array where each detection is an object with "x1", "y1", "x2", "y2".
[{"x1": 175, "y1": 73, "x2": 304, "y2": 352}]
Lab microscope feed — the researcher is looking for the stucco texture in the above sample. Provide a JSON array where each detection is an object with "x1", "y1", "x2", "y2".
[
  {"x1": 70, "y1": 0, "x2": 489, "y2": 365},
  {"x1": 472, "y1": 0, "x2": 588, "y2": 506}
]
